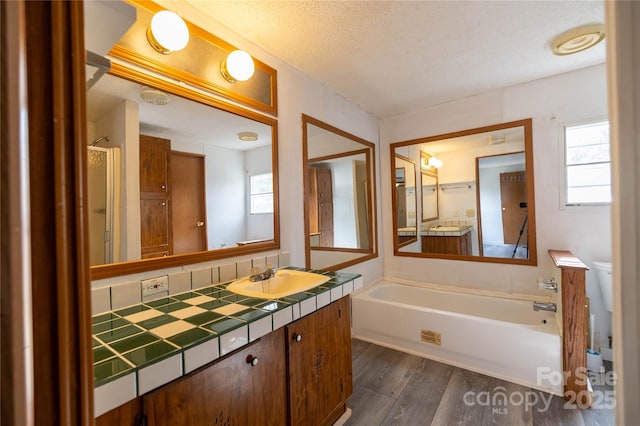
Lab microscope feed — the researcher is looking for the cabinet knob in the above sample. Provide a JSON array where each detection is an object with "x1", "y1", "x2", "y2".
[
  {"x1": 161, "y1": 185, "x2": 166, "y2": 190},
  {"x1": 197, "y1": 221, "x2": 205, "y2": 227},
  {"x1": 161, "y1": 202, "x2": 166, "y2": 206},
  {"x1": 246, "y1": 355, "x2": 259, "y2": 366},
  {"x1": 293, "y1": 333, "x2": 302, "y2": 342}
]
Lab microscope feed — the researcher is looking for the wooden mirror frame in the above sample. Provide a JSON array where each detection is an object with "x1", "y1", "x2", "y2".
[
  {"x1": 90, "y1": 62, "x2": 280, "y2": 280},
  {"x1": 421, "y1": 170, "x2": 439, "y2": 223},
  {"x1": 302, "y1": 114, "x2": 378, "y2": 271},
  {"x1": 393, "y1": 153, "x2": 418, "y2": 248},
  {"x1": 420, "y1": 150, "x2": 439, "y2": 223},
  {"x1": 390, "y1": 118, "x2": 537, "y2": 266}
]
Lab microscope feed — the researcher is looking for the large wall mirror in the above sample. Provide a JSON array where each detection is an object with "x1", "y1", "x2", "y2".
[
  {"x1": 390, "y1": 118, "x2": 537, "y2": 265},
  {"x1": 302, "y1": 115, "x2": 377, "y2": 270},
  {"x1": 86, "y1": 2, "x2": 279, "y2": 279}
]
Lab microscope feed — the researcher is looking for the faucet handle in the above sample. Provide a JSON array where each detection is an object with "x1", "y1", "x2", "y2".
[{"x1": 251, "y1": 266, "x2": 260, "y2": 276}]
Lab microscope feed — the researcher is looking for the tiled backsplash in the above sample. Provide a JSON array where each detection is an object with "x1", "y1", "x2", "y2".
[
  {"x1": 420, "y1": 219, "x2": 473, "y2": 231},
  {"x1": 91, "y1": 251, "x2": 290, "y2": 316}
]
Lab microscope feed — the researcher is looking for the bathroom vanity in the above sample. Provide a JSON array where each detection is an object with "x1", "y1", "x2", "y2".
[
  {"x1": 94, "y1": 269, "x2": 358, "y2": 425},
  {"x1": 421, "y1": 226, "x2": 472, "y2": 255}
]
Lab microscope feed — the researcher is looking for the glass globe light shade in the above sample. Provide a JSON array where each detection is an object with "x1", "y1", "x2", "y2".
[
  {"x1": 222, "y1": 50, "x2": 255, "y2": 82},
  {"x1": 147, "y1": 10, "x2": 189, "y2": 54}
]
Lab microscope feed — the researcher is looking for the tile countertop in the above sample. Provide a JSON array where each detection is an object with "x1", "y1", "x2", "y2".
[
  {"x1": 92, "y1": 267, "x2": 363, "y2": 417},
  {"x1": 397, "y1": 227, "x2": 417, "y2": 236},
  {"x1": 421, "y1": 225, "x2": 472, "y2": 237}
]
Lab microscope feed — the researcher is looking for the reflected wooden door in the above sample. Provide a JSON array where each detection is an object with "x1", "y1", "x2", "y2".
[
  {"x1": 500, "y1": 171, "x2": 527, "y2": 244},
  {"x1": 171, "y1": 151, "x2": 207, "y2": 254},
  {"x1": 316, "y1": 167, "x2": 334, "y2": 246}
]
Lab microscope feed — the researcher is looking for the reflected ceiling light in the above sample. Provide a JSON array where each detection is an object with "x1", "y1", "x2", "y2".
[
  {"x1": 221, "y1": 50, "x2": 255, "y2": 82},
  {"x1": 238, "y1": 131, "x2": 258, "y2": 142},
  {"x1": 428, "y1": 156, "x2": 443, "y2": 169},
  {"x1": 551, "y1": 24, "x2": 605, "y2": 56},
  {"x1": 140, "y1": 86, "x2": 171, "y2": 105},
  {"x1": 146, "y1": 10, "x2": 189, "y2": 54}
]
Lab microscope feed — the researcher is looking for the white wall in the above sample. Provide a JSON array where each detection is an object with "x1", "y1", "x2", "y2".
[
  {"x1": 381, "y1": 64, "x2": 612, "y2": 356},
  {"x1": 205, "y1": 145, "x2": 246, "y2": 248}
]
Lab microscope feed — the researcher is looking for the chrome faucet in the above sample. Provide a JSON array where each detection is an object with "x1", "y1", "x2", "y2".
[
  {"x1": 533, "y1": 301, "x2": 557, "y2": 312},
  {"x1": 249, "y1": 263, "x2": 277, "y2": 282}
]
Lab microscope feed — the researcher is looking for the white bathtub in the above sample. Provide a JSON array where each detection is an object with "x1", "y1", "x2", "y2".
[{"x1": 352, "y1": 280, "x2": 563, "y2": 394}]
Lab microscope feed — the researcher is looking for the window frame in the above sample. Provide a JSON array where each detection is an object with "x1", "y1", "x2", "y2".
[
  {"x1": 249, "y1": 172, "x2": 274, "y2": 215},
  {"x1": 560, "y1": 118, "x2": 611, "y2": 208}
]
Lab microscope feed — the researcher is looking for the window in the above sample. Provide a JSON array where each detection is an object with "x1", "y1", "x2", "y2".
[
  {"x1": 250, "y1": 173, "x2": 273, "y2": 214},
  {"x1": 564, "y1": 120, "x2": 611, "y2": 205}
]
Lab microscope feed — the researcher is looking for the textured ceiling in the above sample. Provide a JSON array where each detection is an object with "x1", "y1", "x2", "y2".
[{"x1": 188, "y1": 0, "x2": 606, "y2": 118}]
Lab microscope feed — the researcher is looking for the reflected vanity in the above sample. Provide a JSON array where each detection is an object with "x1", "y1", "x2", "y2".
[
  {"x1": 302, "y1": 115, "x2": 378, "y2": 270},
  {"x1": 390, "y1": 118, "x2": 537, "y2": 265}
]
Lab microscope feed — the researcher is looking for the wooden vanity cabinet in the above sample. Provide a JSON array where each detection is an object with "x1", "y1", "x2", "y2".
[
  {"x1": 422, "y1": 232, "x2": 471, "y2": 255},
  {"x1": 286, "y1": 296, "x2": 353, "y2": 426},
  {"x1": 144, "y1": 328, "x2": 287, "y2": 426},
  {"x1": 95, "y1": 396, "x2": 142, "y2": 426},
  {"x1": 95, "y1": 297, "x2": 353, "y2": 426}
]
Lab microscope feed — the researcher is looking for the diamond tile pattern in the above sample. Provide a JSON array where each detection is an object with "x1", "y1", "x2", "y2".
[{"x1": 92, "y1": 267, "x2": 359, "y2": 395}]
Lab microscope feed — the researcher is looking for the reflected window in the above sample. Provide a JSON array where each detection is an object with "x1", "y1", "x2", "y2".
[
  {"x1": 250, "y1": 173, "x2": 273, "y2": 214},
  {"x1": 564, "y1": 120, "x2": 611, "y2": 205}
]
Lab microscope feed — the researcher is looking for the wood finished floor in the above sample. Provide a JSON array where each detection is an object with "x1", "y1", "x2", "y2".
[{"x1": 346, "y1": 339, "x2": 615, "y2": 426}]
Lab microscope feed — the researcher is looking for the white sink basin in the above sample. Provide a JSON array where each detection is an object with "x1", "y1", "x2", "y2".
[{"x1": 227, "y1": 269, "x2": 330, "y2": 299}]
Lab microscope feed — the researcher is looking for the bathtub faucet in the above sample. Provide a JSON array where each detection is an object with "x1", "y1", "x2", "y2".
[
  {"x1": 249, "y1": 263, "x2": 277, "y2": 282},
  {"x1": 533, "y1": 302, "x2": 557, "y2": 312}
]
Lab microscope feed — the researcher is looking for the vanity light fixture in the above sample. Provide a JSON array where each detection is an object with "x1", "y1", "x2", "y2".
[
  {"x1": 146, "y1": 10, "x2": 190, "y2": 54},
  {"x1": 221, "y1": 50, "x2": 255, "y2": 83},
  {"x1": 428, "y1": 156, "x2": 443, "y2": 169},
  {"x1": 551, "y1": 24, "x2": 605, "y2": 56},
  {"x1": 238, "y1": 131, "x2": 258, "y2": 142}
]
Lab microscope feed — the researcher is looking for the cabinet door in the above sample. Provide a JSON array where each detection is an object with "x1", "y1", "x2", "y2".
[
  {"x1": 144, "y1": 329, "x2": 287, "y2": 426},
  {"x1": 140, "y1": 134, "x2": 173, "y2": 257},
  {"x1": 287, "y1": 296, "x2": 352, "y2": 426},
  {"x1": 140, "y1": 135, "x2": 170, "y2": 194},
  {"x1": 140, "y1": 198, "x2": 172, "y2": 258},
  {"x1": 95, "y1": 397, "x2": 142, "y2": 426}
]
